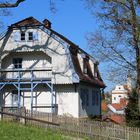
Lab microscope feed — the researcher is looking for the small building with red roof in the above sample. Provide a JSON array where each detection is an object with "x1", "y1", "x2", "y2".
[
  {"x1": 112, "y1": 85, "x2": 129, "y2": 104},
  {"x1": 108, "y1": 84, "x2": 130, "y2": 115}
]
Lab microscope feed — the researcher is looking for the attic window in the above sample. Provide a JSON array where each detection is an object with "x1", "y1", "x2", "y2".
[
  {"x1": 28, "y1": 32, "x2": 33, "y2": 40},
  {"x1": 83, "y1": 58, "x2": 88, "y2": 74},
  {"x1": 21, "y1": 32, "x2": 25, "y2": 41},
  {"x1": 94, "y1": 63, "x2": 98, "y2": 77}
]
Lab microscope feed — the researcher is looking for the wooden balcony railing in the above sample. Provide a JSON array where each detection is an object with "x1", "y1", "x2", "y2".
[{"x1": 0, "y1": 68, "x2": 52, "y2": 81}]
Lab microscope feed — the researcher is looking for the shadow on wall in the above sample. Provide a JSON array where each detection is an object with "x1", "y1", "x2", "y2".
[
  {"x1": 0, "y1": 28, "x2": 75, "y2": 81},
  {"x1": 79, "y1": 89, "x2": 101, "y2": 118}
]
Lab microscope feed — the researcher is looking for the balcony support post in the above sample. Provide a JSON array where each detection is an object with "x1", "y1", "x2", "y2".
[
  {"x1": 50, "y1": 83, "x2": 53, "y2": 114},
  {"x1": 17, "y1": 71, "x2": 21, "y2": 108},
  {"x1": 30, "y1": 70, "x2": 33, "y2": 113},
  {"x1": 31, "y1": 82, "x2": 33, "y2": 113}
]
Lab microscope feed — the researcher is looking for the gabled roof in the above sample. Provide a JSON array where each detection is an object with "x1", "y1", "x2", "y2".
[
  {"x1": 11, "y1": 17, "x2": 42, "y2": 28},
  {"x1": 9, "y1": 17, "x2": 106, "y2": 88},
  {"x1": 111, "y1": 103, "x2": 125, "y2": 111}
]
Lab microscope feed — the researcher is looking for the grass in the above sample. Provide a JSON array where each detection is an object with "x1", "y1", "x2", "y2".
[{"x1": 0, "y1": 121, "x2": 70, "y2": 140}]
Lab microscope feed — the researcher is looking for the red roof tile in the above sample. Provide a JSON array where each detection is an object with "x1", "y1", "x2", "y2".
[{"x1": 111, "y1": 103, "x2": 124, "y2": 110}]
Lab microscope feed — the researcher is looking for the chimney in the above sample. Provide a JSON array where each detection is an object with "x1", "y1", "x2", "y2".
[{"x1": 43, "y1": 19, "x2": 52, "y2": 29}]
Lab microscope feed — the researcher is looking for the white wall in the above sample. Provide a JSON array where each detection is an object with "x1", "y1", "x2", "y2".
[
  {"x1": 0, "y1": 84, "x2": 79, "y2": 117},
  {"x1": 56, "y1": 85, "x2": 79, "y2": 118},
  {"x1": 112, "y1": 85, "x2": 128, "y2": 93},
  {"x1": 2, "y1": 51, "x2": 51, "y2": 69},
  {"x1": 112, "y1": 85, "x2": 128, "y2": 104},
  {"x1": 1, "y1": 84, "x2": 55, "y2": 113},
  {"x1": 0, "y1": 28, "x2": 79, "y2": 84},
  {"x1": 112, "y1": 93, "x2": 128, "y2": 104}
]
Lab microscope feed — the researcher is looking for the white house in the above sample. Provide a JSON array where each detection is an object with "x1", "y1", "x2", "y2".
[
  {"x1": 112, "y1": 85, "x2": 128, "y2": 104},
  {"x1": 0, "y1": 17, "x2": 106, "y2": 118},
  {"x1": 108, "y1": 85, "x2": 130, "y2": 115}
]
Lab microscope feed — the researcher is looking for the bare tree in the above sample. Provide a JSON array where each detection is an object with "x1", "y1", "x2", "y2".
[
  {"x1": 0, "y1": 0, "x2": 25, "y2": 8},
  {"x1": 0, "y1": 0, "x2": 25, "y2": 30},
  {"x1": 86, "y1": 0, "x2": 140, "y2": 111}
]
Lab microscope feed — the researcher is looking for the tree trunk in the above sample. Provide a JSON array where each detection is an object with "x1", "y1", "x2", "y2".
[
  {"x1": 130, "y1": 0, "x2": 140, "y2": 112},
  {"x1": 136, "y1": 55, "x2": 140, "y2": 113}
]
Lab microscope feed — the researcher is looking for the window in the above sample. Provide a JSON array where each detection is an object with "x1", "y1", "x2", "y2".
[
  {"x1": 81, "y1": 89, "x2": 89, "y2": 106},
  {"x1": 94, "y1": 63, "x2": 98, "y2": 77},
  {"x1": 83, "y1": 58, "x2": 88, "y2": 74},
  {"x1": 21, "y1": 32, "x2": 25, "y2": 41},
  {"x1": 13, "y1": 58, "x2": 22, "y2": 69},
  {"x1": 92, "y1": 91, "x2": 99, "y2": 105},
  {"x1": 28, "y1": 32, "x2": 33, "y2": 40},
  {"x1": 114, "y1": 97, "x2": 116, "y2": 100},
  {"x1": 12, "y1": 90, "x2": 18, "y2": 106}
]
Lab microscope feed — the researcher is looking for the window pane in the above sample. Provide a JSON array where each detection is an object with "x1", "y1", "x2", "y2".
[
  {"x1": 83, "y1": 58, "x2": 87, "y2": 74},
  {"x1": 21, "y1": 32, "x2": 25, "y2": 40},
  {"x1": 13, "y1": 58, "x2": 22, "y2": 69},
  {"x1": 94, "y1": 64, "x2": 98, "y2": 77},
  {"x1": 28, "y1": 32, "x2": 33, "y2": 40}
]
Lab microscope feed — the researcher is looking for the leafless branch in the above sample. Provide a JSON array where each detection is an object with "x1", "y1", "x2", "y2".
[{"x1": 0, "y1": 0, "x2": 25, "y2": 8}]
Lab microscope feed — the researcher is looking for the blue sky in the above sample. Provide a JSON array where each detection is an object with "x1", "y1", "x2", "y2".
[{"x1": 1, "y1": 0, "x2": 114, "y2": 91}]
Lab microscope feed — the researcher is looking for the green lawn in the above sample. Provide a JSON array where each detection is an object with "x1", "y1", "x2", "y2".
[{"x1": 0, "y1": 121, "x2": 69, "y2": 140}]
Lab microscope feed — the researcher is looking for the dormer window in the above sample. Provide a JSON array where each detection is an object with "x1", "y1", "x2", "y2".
[
  {"x1": 21, "y1": 32, "x2": 25, "y2": 41},
  {"x1": 83, "y1": 58, "x2": 88, "y2": 74},
  {"x1": 94, "y1": 63, "x2": 98, "y2": 77},
  {"x1": 28, "y1": 32, "x2": 33, "y2": 40}
]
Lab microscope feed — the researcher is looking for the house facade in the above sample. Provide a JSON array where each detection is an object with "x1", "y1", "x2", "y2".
[
  {"x1": 0, "y1": 17, "x2": 105, "y2": 118},
  {"x1": 112, "y1": 85, "x2": 128, "y2": 104},
  {"x1": 108, "y1": 85, "x2": 129, "y2": 115}
]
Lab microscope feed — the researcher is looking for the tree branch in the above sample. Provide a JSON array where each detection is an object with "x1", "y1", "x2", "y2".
[
  {"x1": 0, "y1": 0, "x2": 25, "y2": 8},
  {"x1": 104, "y1": 0, "x2": 131, "y2": 10},
  {"x1": 100, "y1": 40, "x2": 136, "y2": 70}
]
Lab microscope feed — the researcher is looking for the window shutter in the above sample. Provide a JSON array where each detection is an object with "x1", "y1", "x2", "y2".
[
  {"x1": 33, "y1": 31, "x2": 38, "y2": 40},
  {"x1": 14, "y1": 31, "x2": 20, "y2": 41}
]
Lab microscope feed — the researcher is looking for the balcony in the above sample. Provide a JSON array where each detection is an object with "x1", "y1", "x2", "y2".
[{"x1": 0, "y1": 68, "x2": 52, "y2": 81}]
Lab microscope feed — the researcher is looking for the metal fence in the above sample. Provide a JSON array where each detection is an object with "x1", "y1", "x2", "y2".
[{"x1": 0, "y1": 107, "x2": 140, "y2": 140}]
